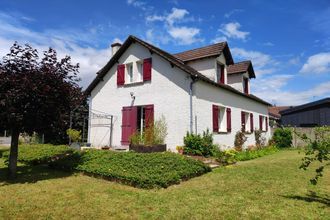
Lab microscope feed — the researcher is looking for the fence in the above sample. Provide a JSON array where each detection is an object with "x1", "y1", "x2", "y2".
[
  {"x1": 0, "y1": 137, "x2": 11, "y2": 146},
  {"x1": 271, "y1": 127, "x2": 317, "y2": 148}
]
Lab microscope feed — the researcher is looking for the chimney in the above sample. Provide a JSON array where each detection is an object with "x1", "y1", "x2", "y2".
[{"x1": 111, "y1": 42, "x2": 122, "y2": 56}]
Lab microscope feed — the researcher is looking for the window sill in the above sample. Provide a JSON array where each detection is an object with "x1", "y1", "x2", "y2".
[
  {"x1": 214, "y1": 131, "x2": 230, "y2": 134},
  {"x1": 123, "y1": 81, "x2": 144, "y2": 87}
]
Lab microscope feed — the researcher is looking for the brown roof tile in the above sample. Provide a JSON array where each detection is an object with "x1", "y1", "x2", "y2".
[
  {"x1": 85, "y1": 35, "x2": 270, "y2": 106},
  {"x1": 173, "y1": 42, "x2": 234, "y2": 64},
  {"x1": 227, "y1": 61, "x2": 256, "y2": 78}
]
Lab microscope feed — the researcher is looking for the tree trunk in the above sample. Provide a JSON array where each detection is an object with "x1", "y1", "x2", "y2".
[{"x1": 8, "y1": 128, "x2": 19, "y2": 179}]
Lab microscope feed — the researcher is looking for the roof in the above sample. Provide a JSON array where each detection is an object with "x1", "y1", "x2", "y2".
[
  {"x1": 173, "y1": 42, "x2": 234, "y2": 64},
  {"x1": 280, "y1": 98, "x2": 330, "y2": 115},
  {"x1": 85, "y1": 35, "x2": 270, "y2": 106},
  {"x1": 268, "y1": 106, "x2": 290, "y2": 119},
  {"x1": 227, "y1": 61, "x2": 256, "y2": 78}
]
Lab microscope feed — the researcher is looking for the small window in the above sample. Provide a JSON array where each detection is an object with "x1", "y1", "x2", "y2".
[
  {"x1": 218, "y1": 107, "x2": 227, "y2": 132},
  {"x1": 216, "y1": 63, "x2": 225, "y2": 84},
  {"x1": 136, "y1": 61, "x2": 143, "y2": 82},
  {"x1": 243, "y1": 78, "x2": 249, "y2": 94},
  {"x1": 245, "y1": 112, "x2": 251, "y2": 132},
  {"x1": 126, "y1": 63, "x2": 133, "y2": 83},
  {"x1": 260, "y1": 116, "x2": 267, "y2": 131}
]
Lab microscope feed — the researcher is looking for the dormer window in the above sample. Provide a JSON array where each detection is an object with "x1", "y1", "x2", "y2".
[
  {"x1": 216, "y1": 63, "x2": 225, "y2": 84},
  {"x1": 243, "y1": 77, "x2": 249, "y2": 94}
]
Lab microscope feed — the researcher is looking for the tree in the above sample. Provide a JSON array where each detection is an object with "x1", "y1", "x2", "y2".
[
  {"x1": 0, "y1": 42, "x2": 84, "y2": 178},
  {"x1": 298, "y1": 126, "x2": 330, "y2": 185}
]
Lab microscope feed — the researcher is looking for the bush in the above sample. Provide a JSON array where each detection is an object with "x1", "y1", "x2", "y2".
[
  {"x1": 4, "y1": 144, "x2": 211, "y2": 189},
  {"x1": 234, "y1": 129, "x2": 247, "y2": 151},
  {"x1": 215, "y1": 149, "x2": 237, "y2": 165},
  {"x1": 183, "y1": 129, "x2": 216, "y2": 157},
  {"x1": 130, "y1": 115, "x2": 168, "y2": 146},
  {"x1": 272, "y1": 128, "x2": 292, "y2": 148},
  {"x1": 3, "y1": 144, "x2": 73, "y2": 165},
  {"x1": 234, "y1": 146, "x2": 279, "y2": 161},
  {"x1": 254, "y1": 129, "x2": 266, "y2": 148},
  {"x1": 66, "y1": 129, "x2": 82, "y2": 142}
]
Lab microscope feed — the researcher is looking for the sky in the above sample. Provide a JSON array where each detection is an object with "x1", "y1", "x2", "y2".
[{"x1": 0, "y1": 0, "x2": 329, "y2": 106}]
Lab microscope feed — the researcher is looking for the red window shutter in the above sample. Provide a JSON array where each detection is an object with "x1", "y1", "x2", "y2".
[
  {"x1": 226, "y1": 108, "x2": 231, "y2": 132},
  {"x1": 266, "y1": 117, "x2": 268, "y2": 131},
  {"x1": 250, "y1": 113, "x2": 254, "y2": 132},
  {"x1": 117, "y1": 64, "x2": 125, "y2": 86},
  {"x1": 241, "y1": 111, "x2": 245, "y2": 132},
  {"x1": 212, "y1": 105, "x2": 219, "y2": 132},
  {"x1": 244, "y1": 78, "x2": 249, "y2": 94},
  {"x1": 259, "y1": 115, "x2": 263, "y2": 131},
  {"x1": 121, "y1": 106, "x2": 137, "y2": 145},
  {"x1": 144, "y1": 105, "x2": 154, "y2": 128},
  {"x1": 143, "y1": 58, "x2": 152, "y2": 81},
  {"x1": 220, "y1": 65, "x2": 225, "y2": 84}
]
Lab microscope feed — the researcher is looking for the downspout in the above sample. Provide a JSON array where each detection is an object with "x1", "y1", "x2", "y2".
[{"x1": 189, "y1": 76, "x2": 198, "y2": 133}]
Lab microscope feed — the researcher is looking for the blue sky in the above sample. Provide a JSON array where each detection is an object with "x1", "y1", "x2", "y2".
[{"x1": 0, "y1": 0, "x2": 329, "y2": 105}]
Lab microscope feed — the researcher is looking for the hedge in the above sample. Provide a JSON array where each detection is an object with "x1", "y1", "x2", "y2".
[
  {"x1": 2, "y1": 144, "x2": 74, "y2": 165},
  {"x1": 234, "y1": 146, "x2": 279, "y2": 161},
  {"x1": 4, "y1": 144, "x2": 211, "y2": 188}
]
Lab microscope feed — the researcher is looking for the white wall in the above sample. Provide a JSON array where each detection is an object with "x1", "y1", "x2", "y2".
[
  {"x1": 193, "y1": 80, "x2": 271, "y2": 149},
  {"x1": 185, "y1": 55, "x2": 228, "y2": 84},
  {"x1": 88, "y1": 43, "x2": 271, "y2": 152},
  {"x1": 89, "y1": 43, "x2": 192, "y2": 151}
]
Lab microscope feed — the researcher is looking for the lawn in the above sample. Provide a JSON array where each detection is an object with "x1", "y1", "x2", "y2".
[{"x1": 0, "y1": 150, "x2": 329, "y2": 219}]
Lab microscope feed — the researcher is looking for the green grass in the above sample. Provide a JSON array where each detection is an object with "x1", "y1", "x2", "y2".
[{"x1": 0, "y1": 150, "x2": 329, "y2": 219}]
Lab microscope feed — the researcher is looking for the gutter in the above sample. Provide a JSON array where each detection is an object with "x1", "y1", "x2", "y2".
[{"x1": 189, "y1": 76, "x2": 198, "y2": 133}]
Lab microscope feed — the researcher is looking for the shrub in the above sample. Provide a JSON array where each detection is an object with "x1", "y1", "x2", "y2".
[
  {"x1": 66, "y1": 129, "x2": 82, "y2": 142},
  {"x1": 254, "y1": 129, "x2": 266, "y2": 148},
  {"x1": 184, "y1": 129, "x2": 216, "y2": 157},
  {"x1": 234, "y1": 129, "x2": 247, "y2": 151},
  {"x1": 51, "y1": 149, "x2": 211, "y2": 188},
  {"x1": 298, "y1": 126, "x2": 330, "y2": 184},
  {"x1": 234, "y1": 146, "x2": 279, "y2": 161},
  {"x1": 6, "y1": 144, "x2": 211, "y2": 189},
  {"x1": 272, "y1": 128, "x2": 292, "y2": 148},
  {"x1": 215, "y1": 149, "x2": 237, "y2": 165},
  {"x1": 130, "y1": 115, "x2": 168, "y2": 146},
  {"x1": 3, "y1": 144, "x2": 73, "y2": 165}
]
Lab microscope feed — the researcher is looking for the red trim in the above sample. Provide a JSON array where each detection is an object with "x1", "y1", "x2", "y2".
[
  {"x1": 212, "y1": 105, "x2": 219, "y2": 132},
  {"x1": 226, "y1": 108, "x2": 231, "y2": 132},
  {"x1": 250, "y1": 113, "x2": 254, "y2": 132},
  {"x1": 121, "y1": 106, "x2": 137, "y2": 145},
  {"x1": 259, "y1": 115, "x2": 263, "y2": 131},
  {"x1": 143, "y1": 58, "x2": 152, "y2": 81},
  {"x1": 241, "y1": 111, "x2": 245, "y2": 132},
  {"x1": 117, "y1": 64, "x2": 125, "y2": 86},
  {"x1": 144, "y1": 105, "x2": 154, "y2": 128},
  {"x1": 266, "y1": 117, "x2": 268, "y2": 132},
  {"x1": 244, "y1": 78, "x2": 249, "y2": 94}
]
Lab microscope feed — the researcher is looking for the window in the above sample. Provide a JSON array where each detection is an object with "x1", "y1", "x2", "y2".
[
  {"x1": 126, "y1": 63, "x2": 133, "y2": 83},
  {"x1": 243, "y1": 78, "x2": 249, "y2": 94},
  {"x1": 216, "y1": 63, "x2": 225, "y2": 84},
  {"x1": 213, "y1": 105, "x2": 231, "y2": 133},
  {"x1": 121, "y1": 105, "x2": 154, "y2": 145},
  {"x1": 136, "y1": 61, "x2": 143, "y2": 82},
  {"x1": 259, "y1": 115, "x2": 268, "y2": 132},
  {"x1": 218, "y1": 107, "x2": 227, "y2": 132},
  {"x1": 241, "y1": 111, "x2": 252, "y2": 133}
]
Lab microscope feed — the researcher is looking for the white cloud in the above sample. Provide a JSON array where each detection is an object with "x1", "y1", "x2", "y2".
[
  {"x1": 168, "y1": 26, "x2": 201, "y2": 45},
  {"x1": 166, "y1": 8, "x2": 189, "y2": 25},
  {"x1": 231, "y1": 47, "x2": 277, "y2": 76},
  {"x1": 210, "y1": 36, "x2": 227, "y2": 44},
  {"x1": 144, "y1": 8, "x2": 202, "y2": 45},
  {"x1": 127, "y1": 0, "x2": 150, "y2": 11},
  {"x1": 252, "y1": 78, "x2": 330, "y2": 106},
  {"x1": 262, "y1": 42, "x2": 274, "y2": 46},
  {"x1": 300, "y1": 52, "x2": 330, "y2": 74},
  {"x1": 0, "y1": 11, "x2": 115, "y2": 88},
  {"x1": 224, "y1": 9, "x2": 244, "y2": 18},
  {"x1": 219, "y1": 22, "x2": 249, "y2": 40}
]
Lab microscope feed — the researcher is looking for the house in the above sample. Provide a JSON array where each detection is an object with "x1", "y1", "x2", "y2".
[
  {"x1": 85, "y1": 35, "x2": 271, "y2": 151},
  {"x1": 280, "y1": 98, "x2": 330, "y2": 127},
  {"x1": 268, "y1": 106, "x2": 290, "y2": 128}
]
